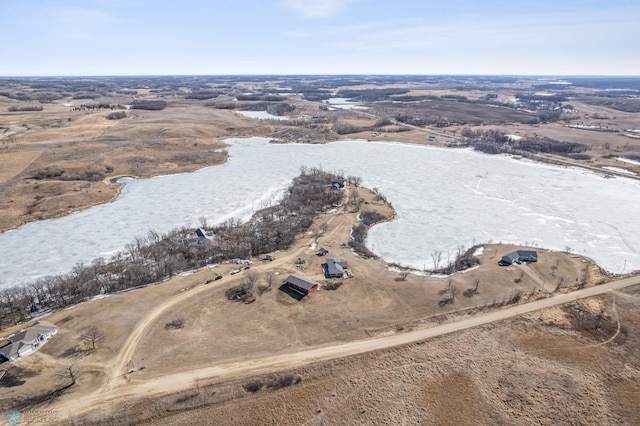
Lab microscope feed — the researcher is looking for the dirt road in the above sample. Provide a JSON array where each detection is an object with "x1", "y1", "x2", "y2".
[
  {"x1": 51, "y1": 272, "x2": 640, "y2": 420},
  {"x1": 93, "y1": 210, "x2": 349, "y2": 392}
]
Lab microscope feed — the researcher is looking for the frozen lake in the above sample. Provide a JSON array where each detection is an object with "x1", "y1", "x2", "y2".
[
  {"x1": 236, "y1": 111, "x2": 289, "y2": 120},
  {"x1": 1, "y1": 137, "x2": 640, "y2": 288}
]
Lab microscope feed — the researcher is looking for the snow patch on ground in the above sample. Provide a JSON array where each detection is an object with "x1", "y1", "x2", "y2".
[
  {"x1": 236, "y1": 111, "x2": 288, "y2": 120},
  {"x1": 602, "y1": 166, "x2": 636, "y2": 175},
  {"x1": 617, "y1": 157, "x2": 640, "y2": 166},
  {"x1": 323, "y1": 98, "x2": 369, "y2": 110}
]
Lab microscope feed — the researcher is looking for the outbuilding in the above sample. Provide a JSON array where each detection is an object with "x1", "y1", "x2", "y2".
[{"x1": 284, "y1": 274, "x2": 319, "y2": 295}]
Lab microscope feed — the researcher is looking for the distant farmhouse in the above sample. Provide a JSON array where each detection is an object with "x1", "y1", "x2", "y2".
[
  {"x1": 195, "y1": 228, "x2": 214, "y2": 240},
  {"x1": 331, "y1": 179, "x2": 346, "y2": 190},
  {"x1": 499, "y1": 250, "x2": 538, "y2": 266},
  {"x1": 323, "y1": 258, "x2": 349, "y2": 278},
  {"x1": 0, "y1": 321, "x2": 58, "y2": 362},
  {"x1": 283, "y1": 274, "x2": 319, "y2": 296},
  {"x1": 184, "y1": 228, "x2": 214, "y2": 246}
]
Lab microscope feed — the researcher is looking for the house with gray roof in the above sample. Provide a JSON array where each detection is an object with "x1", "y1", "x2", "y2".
[
  {"x1": 0, "y1": 321, "x2": 58, "y2": 362},
  {"x1": 331, "y1": 179, "x2": 346, "y2": 190},
  {"x1": 323, "y1": 258, "x2": 348, "y2": 278},
  {"x1": 499, "y1": 250, "x2": 538, "y2": 266}
]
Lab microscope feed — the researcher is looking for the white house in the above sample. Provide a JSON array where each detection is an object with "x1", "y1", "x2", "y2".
[{"x1": 0, "y1": 321, "x2": 58, "y2": 361}]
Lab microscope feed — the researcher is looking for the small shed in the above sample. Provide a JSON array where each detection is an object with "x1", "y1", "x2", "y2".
[
  {"x1": 284, "y1": 274, "x2": 319, "y2": 295},
  {"x1": 317, "y1": 247, "x2": 329, "y2": 256}
]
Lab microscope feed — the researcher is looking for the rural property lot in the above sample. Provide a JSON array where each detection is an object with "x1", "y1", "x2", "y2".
[
  {"x1": 2, "y1": 187, "x2": 634, "y2": 424},
  {"x1": 1, "y1": 75, "x2": 640, "y2": 424}
]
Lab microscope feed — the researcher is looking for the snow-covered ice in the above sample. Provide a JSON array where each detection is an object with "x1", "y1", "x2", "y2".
[
  {"x1": 1, "y1": 137, "x2": 640, "y2": 288},
  {"x1": 236, "y1": 111, "x2": 288, "y2": 120},
  {"x1": 602, "y1": 166, "x2": 636, "y2": 176}
]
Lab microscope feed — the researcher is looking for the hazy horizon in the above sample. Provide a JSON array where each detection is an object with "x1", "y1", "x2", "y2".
[{"x1": 1, "y1": 73, "x2": 639, "y2": 78}]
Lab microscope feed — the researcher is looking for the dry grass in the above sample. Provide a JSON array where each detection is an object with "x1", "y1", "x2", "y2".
[
  {"x1": 0, "y1": 151, "x2": 42, "y2": 183},
  {"x1": 81, "y1": 287, "x2": 640, "y2": 425},
  {"x1": 0, "y1": 102, "x2": 257, "y2": 232}
]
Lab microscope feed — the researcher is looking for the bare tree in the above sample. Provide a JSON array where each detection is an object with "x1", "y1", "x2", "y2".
[
  {"x1": 438, "y1": 281, "x2": 458, "y2": 307},
  {"x1": 165, "y1": 317, "x2": 186, "y2": 330},
  {"x1": 551, "y1": 259, "x2": 559, "y2": 277},
  {"x1": 448, "y1": 280, "x2": 459, "y2": 300},
  {"x1": 56, "y1": 363, "x2": 79, "y2": 386},
  {"x1": 464, "y1": 277, "x2": 481, "y2": 297},
  {"x1": 399, "y1": 270, "x2": 410, "y2": 281},
  {"x1": 265, "y1": 272, "x2": 276, "y2": 290},
  {"x1": 582, "y1": 265, "x2": 590, "y2": 287},
  {"x1": 319, "y1": 222, "x2": 329, "y2": 235},
  {"x1": 373, "y1": 190, "x2": 387, "y2": 204},
  {"x1": 198, "y1": 216, "x2": 209, "y2": 228},
  {"x1": 347, "y1": 175, "x2": 362, "y2": 187},
  {"x1": 81, "y1": 326, "x2": 105, "y2": 350},
  {"x1": 430, "y1": 250, "x2": 442, "y2": 271},
  {"x1": 242, "y1": 270, "x2": 260, "y2": 292},
  {"x1": 348, "y1": 188, "x2": 360, "y2": 212}
]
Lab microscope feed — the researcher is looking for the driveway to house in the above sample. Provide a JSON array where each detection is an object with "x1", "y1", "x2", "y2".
[{"x1": 517, "y1": 263, "x2": 555, "y2": 292}]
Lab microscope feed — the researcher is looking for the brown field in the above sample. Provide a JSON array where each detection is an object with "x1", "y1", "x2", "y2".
[
  {"x1": 0, "y1": 103, "x2": 264, "y2": 231},
  {"x1": 149, "y1": 287, "x2": 640, "y2": 426}
]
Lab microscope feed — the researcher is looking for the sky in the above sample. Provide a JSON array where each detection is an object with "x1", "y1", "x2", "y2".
[{"x1": 0, "y1": 0, "x2": 638, "y2": 76}]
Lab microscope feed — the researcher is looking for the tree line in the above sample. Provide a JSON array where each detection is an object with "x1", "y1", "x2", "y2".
[
  {"x1": 0, "y1": 168, "x2": 345, "y2": 330},
  {"x1": 459, "y1": 128, "x2": 588, "y2": 155}
]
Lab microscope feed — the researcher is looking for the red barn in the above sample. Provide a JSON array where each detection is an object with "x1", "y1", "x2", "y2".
[{"x1": 284, "y1": 274, "x2": 319, "y2": 295}]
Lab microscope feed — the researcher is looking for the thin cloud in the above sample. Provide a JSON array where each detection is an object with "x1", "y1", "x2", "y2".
[
  {"x1": 53, "y1": 7, "x2": 112, "y2": 25},
  {"x1": 283, "y1": 0, "x2": 355, "y2": 18}
]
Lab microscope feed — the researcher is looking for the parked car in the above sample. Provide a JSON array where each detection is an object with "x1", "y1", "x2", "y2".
[{"x1": 205, "y1": 274, "x2": 223, "y2": 284}]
